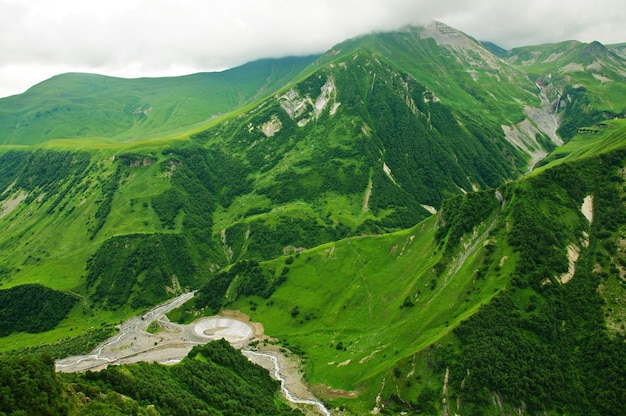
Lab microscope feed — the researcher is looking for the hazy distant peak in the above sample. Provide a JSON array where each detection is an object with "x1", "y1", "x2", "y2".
[
  {"x1": 582, "y1": 40, "x2": 610, "y2": 57},
  {"x1": 417, "y1": 20, "x2": 479, "y2": 48},
  {"x1": 480, "y1": 41, "x2": 508, "y2": 57}
]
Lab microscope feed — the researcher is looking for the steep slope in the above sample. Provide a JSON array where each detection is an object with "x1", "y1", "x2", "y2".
[
  {"x1": 0, "y1": 55, "x2": 317, "y2": 145},
  {"x1": 179, "y1": 23, "x2": 589, "y2": 263},
  {"x1": 317, "y1": 22, "x2": 539, "y2": 121},
  {"x1": 609, "y1": 42, "x2": 626, "y2": 60},
  {"x1": 0, "y1": 21, "x2": 622, "y2": 344},
  {"x1": 192, "y1": 46, "x2": 525, "y2": 262},
  {"x1": 311, "y1": 21, "x2": 563, "y2": 170},
  {"x1": 481, "y1": 41, "x2": 508, "y2": 57}
]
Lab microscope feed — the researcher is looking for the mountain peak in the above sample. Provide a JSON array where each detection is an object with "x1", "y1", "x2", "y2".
[
  {"x1": 581, "y1": 40, "x2": 610, "y2": 59},
  {"x1": 415, "y1": 20, "x2": 479, "y2": 49}
]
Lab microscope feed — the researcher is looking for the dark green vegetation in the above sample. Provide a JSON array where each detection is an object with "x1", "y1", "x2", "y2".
[
  {"x1": 0, "y1": 149, "x2": 91, "y2": 209},
  {"x1": 204, "y1": 48, "x2": 520, "y2": 214},
  {"x1": 437, "y1": 149, "x2": 626, "y2": 416},
  {"x1": 0, "y1": 340, "x2": 300, "y2": 416},
  {"x1": 226, "y1": 135, "x2": 624, "y2": 415},
  {"x1": 0, "y1": 22, "x2": 625, "y2": 415},
  {"x1": 0, "y1": 354, "x2": 71, "y2": 415},
  {"x1": 0, "y1": 284, "x2": 76, "y2": 336},
  {"x1": 86, "y1": 233, "x2": 200, "y2": 309}
]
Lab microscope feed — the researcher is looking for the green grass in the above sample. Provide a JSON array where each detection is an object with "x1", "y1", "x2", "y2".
[
  {"x1": 0, "y1": 299, "x2": 129, "y2": 354},
  {"x1": 229, "y1": 213, "x2": 506, "y2": 410},
  {"x1": 0, "y1": 25, "x2": 624, "y2": 414},
  {"x1": 0, "y1": 56, "x2": 318, "y2": 146},
  {"x1": 0, "y1": 145, "x2": 184, "y2": 352},
  {"x1": 223, "y1": 132, "x2": 626, "y2": 413},
  {"x1": 97, "y1": 160, "x2": 173, "y2": 237}
]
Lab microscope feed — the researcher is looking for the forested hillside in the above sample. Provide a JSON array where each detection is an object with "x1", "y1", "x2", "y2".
[{"x1": 427, "y1": 147, "x2": 626, "y2": 415}]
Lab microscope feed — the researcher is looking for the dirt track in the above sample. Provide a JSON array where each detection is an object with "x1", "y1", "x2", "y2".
[{"x1": 56, "y1": 292, "x2": 200, "y2": 372}]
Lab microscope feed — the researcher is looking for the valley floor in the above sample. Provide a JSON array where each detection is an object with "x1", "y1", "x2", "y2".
[{"x1": 55, "y1": 293, "x2": 329, "y2": 415}]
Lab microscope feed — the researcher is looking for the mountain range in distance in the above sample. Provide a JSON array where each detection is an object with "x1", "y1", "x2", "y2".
[{"x1": 0, "y1": 20, "x2": 625, "y2": 416}]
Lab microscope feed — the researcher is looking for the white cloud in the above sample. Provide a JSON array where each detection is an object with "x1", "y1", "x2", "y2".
[{"x1": 0, "y1": 0, "x2": 624, "y2": 97}]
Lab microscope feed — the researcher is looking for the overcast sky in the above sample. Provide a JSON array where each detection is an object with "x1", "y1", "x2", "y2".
[{"x1": 1, "y1": 0, "x2": 625, "y2": 98}]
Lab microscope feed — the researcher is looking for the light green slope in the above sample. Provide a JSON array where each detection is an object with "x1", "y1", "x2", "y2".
[
  {"x1": 0, "y1": 55, "x2": 318, "y2": 145},
  {"x1": 223, "y1": 131, "x2": 626, "y2": 413}
]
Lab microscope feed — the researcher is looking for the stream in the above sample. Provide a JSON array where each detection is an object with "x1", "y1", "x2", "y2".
[{"x1": 244, "y1": 350, "x2": 331, "y2": 416}]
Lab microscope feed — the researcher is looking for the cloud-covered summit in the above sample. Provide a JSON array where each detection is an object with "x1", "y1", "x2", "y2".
[{"x1": 0, "y1": 0, "x2": 624, "y2": 98}]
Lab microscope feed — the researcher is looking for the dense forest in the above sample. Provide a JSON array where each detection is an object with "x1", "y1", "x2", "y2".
[
  {"x1": 86, "y1": 233, "x2": 201, "y2": 309},
  {"x1": 436, "y1": 150, "x2": 626, "y2": 415},
  {"x1": 0, "y1": 284, "x2": 76, "y2": 337}
]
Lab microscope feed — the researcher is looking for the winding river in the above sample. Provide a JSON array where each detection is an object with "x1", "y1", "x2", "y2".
[{"x1": 244, "y1": 350, "x2": 331, "y2": 416}]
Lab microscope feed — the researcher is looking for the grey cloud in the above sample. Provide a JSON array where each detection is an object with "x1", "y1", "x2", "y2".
[{"x1": 0, "y1": 0, "x2": 624, "y2": 97}]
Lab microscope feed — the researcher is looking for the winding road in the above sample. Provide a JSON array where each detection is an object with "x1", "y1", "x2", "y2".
[{"x1": 56, "y1": 291, "x2": 195, "y2": 372}]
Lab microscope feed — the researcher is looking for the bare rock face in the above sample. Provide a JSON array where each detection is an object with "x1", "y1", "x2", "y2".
[
  {"x1": 278, "y1": 88, "x2": 309, "y2": 119},
  {"x1": 260, "y1": 114, "x2": 282, "y2": 137},
  {"x1": 418, "y1": 21, "x2": 477, "y2": 49},
  {"x1": 278, "y1": 76, "x2": 338, "y2": 126}
]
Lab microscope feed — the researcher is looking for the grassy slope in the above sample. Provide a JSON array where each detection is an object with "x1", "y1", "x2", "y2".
[
  {"x1": 0, "y1": 25, "x2": 623, "y2": 415},
  {"x1": 0, "y1": 26, "x2": 544, "y2": 298},
  {"x1": 229, "y1": 211, "x2": 506, "y2": 411},
  {"x1": 0, "y1": 56, "x2": 317, "y2": 145},
  {"x1": 192, "y1": 40, "x2": 536, "y2": 262},
  {"x1": 317, "y1": 23, "x2": 539, "y2": 125},
  {"x1": 534, "y1": 119, "x2": 626, "y2": 171},
  {"x1": 0, "y1": 140, "x2": 182, "y2": 351}
]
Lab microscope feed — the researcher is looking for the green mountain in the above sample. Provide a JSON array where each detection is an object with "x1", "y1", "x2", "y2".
[
  {"x1": 481, "y1": 41, "x2": 508, "y2": 57},
  {"x1": 225, "y1": 130, "x2": 626, "y2": 415},
  {"x1": 506, "y1": 40, "x2": 626, "y2": 139},
  {"x1": 0, "y1": 21, "x2": 625, "y2": 416},
  {"x1": 0, "y1": 55, "x2": 317, "y2": 145},
  {"x1": 609, "y1": 42, "x2": 626, "y2": 60}
]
